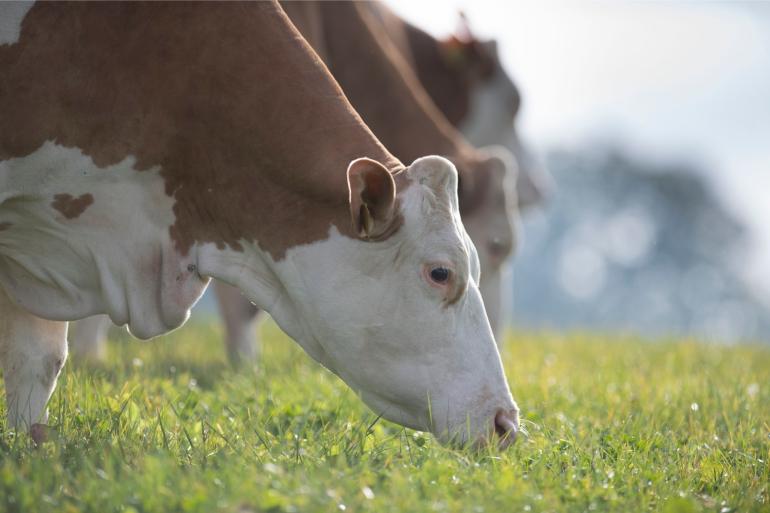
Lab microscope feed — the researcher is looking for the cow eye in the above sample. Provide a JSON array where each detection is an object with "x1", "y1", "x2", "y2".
[{"x1": 430, "y1": 267, "x2": 450, "y2": 284}]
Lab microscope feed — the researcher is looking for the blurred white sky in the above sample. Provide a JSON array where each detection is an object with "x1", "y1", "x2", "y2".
[{"x1": 387, "y1": 0, "x2": 770, "y2": 297}]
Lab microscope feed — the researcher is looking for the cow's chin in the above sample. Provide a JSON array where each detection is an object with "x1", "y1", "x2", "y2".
[
  {"x1": 356, "y1": 385, "x2": 493, "y2": 447},
  {"x1": 357, "y1": 388, "x2": 428, "y2": 432}
]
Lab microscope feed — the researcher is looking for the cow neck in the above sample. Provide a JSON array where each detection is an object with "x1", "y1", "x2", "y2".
[
  {"x1": 310, "y1": 2, "x2": 478, "y2": 170},
  {"x1": 0, "y1": 1, "x2": 403, "y2": 260}
]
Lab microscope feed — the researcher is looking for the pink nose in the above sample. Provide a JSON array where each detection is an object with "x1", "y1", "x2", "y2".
[{"x1": 494, "y1": 409, "x2": 518, "y2": 449}]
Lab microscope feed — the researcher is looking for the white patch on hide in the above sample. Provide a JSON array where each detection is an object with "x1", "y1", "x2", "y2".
[{"x1": 0, "y1": 141, "x2": 208, "y2": 338}]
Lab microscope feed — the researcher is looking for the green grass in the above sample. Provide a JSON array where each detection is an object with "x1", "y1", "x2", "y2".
[{"x1": 0, "y1": 319, "x2": 768, "y2": 513}]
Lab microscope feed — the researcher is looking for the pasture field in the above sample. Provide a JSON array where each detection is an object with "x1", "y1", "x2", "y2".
[{"x1": 0, "y1": 319, "x2": 768, "y2": 513}]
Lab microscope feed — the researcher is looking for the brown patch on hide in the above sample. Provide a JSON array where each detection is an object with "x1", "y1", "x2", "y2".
[
  {"x1": 51, "y1": 193, "x2": 94, "y2": 219},
  {"x1": 0, "y1": 2, "x2": 404, "y2": 260},
  {"x1": 312, "y1": 2, "x2": 476, "y2": 165}
]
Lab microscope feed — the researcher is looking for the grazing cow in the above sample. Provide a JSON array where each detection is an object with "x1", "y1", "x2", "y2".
[
  {"x1": 368, "y1": 4, "x2": 552, "y2": 211},
  {"x1": 0, "y1": 2, "x2": 518, "y2": 447},
  {"x1": 69, "y1": 1, "x2": 521, "y2": 363}
]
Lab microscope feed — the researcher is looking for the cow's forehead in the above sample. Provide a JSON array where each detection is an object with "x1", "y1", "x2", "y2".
[{"x1": 398, "y1": 179, "x2": 469, "y2": 273}]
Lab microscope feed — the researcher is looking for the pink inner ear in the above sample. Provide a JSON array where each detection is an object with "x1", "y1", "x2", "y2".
[
  {"x1": 361, "y1": 169, "x2": 389, "y2": 201},
  {"x1": 350, "y1": 159, "x2": 395, "y2": 212},
  {"x1": 347, "y1": 158, "x2": 397, "y2": 238}
]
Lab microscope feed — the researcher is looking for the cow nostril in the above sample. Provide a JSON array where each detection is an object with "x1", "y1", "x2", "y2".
[{"x1": 494, "y1": 410, "x2": 518, "y2": 449}]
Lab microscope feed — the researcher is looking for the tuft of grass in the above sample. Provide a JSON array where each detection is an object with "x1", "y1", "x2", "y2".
[{"x1": 1, "y1": 320, "x2": 768, "y2": 512}]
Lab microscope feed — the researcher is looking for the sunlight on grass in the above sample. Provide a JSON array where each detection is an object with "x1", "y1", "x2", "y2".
[{"x1": 1, "y1": 319, "x2": 768, "y2": 512}]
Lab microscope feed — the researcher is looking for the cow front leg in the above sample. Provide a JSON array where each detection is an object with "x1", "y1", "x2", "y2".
[
  {"x1": 0, "y1": 290, "x2": 68, "y2": 442},
  {"x1": 69, "y1": 314, "x2": 111, "y2": 362},
  {"x1": 213, "y1": 280, "x2": 261, "y2": 365}
]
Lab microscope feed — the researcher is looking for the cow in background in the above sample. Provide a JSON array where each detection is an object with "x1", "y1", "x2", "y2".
[{"x1": 368, "y1": 4, "x2": 552, "y2": 211}]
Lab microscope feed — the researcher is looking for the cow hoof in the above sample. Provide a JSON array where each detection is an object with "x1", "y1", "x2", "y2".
[{"x1": 29, "y1": 423, "x2": 49, "y2": 445}]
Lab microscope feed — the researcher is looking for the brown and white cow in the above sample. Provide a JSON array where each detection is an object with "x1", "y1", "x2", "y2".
[
  {"x1": 369, "y1": 4, "x2": 552, "y2": 211},
  {"x1": 0, "y1": 2, "x2": 518, "y2": 447},
  {"x1": 70, "y1": 1, "x2": 521, "y2": 363}
]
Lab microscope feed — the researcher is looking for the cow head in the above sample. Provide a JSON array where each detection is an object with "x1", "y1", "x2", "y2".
[
  {"x1": 261, "y1": 156, "x2": 518, "y2": 448},
  {"x1": 452, "y1": 40, "x2": 552, "y2": 212},
  {"x1": 439, "y1": 19, "x2": 551, "y2": 212},
  {"x1": 438, "y1": 13, "x2": 521, "y2": 137},
  {"x1": 455, "y1": 39, "x2": 520, "y2": 144}
]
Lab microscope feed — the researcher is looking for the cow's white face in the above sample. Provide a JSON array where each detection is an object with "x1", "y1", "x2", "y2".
[
  {"x1": 458, "y1": 41, "x2": 520, "y2": 148},
  {"x1": 255, "y1": 156, "x2": 518, "y2": 447}
]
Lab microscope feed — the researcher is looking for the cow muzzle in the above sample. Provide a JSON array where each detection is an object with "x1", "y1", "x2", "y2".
[{"x1": 494, "y1": 408, "x2": 519, "y2": 450}]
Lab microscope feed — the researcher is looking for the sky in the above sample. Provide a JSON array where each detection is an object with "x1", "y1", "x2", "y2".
[{"x1": 386, "y1": 0, "x2": 770, "y2": 298}]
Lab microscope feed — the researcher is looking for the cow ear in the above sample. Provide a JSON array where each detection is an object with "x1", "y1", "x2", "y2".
[
  {"x1": 347, "y1": 157, "x2": 397, "y2": 239},
  {"x1": 455, "y1": 11, "x2": 475, "y2": 43}
]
